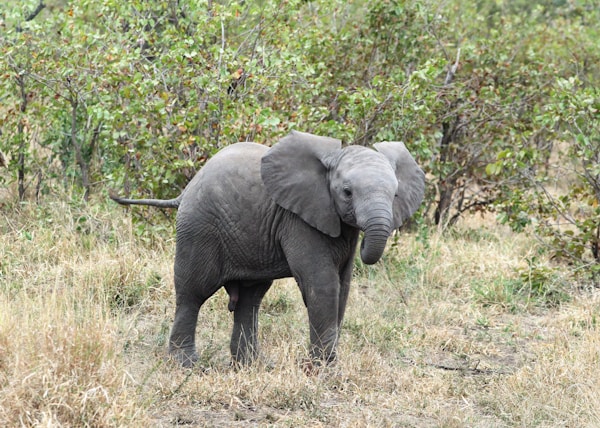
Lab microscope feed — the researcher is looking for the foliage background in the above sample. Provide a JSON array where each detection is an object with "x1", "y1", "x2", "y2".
[{"x1": 1, "y1": 0, "x2": 598, "y2": 274}]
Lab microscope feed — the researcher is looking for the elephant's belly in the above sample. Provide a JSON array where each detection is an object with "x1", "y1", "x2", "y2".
[
  {"x1": 209, "y1": 202, "x2": 295, "y2": 282},
  {"x1": 219, "y1": 237, "x2": 293, "y2": 282},
  {"x1": 181, "y1": 194, "x2": 296, "y2": 283}
]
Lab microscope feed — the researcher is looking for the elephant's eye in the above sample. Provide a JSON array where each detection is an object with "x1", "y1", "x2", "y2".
[{"x1": 343, "y1": 187, "x2": 352, "y2": 198}]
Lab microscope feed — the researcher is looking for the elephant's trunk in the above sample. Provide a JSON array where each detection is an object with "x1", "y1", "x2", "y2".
[{"x1": 359, "y1": 207, "x2": 393, "y2": 265}]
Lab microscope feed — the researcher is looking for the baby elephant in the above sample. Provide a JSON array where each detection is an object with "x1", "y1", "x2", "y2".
[{"x1": 112, "y1": 131, "x2": 424, "y2": 368}]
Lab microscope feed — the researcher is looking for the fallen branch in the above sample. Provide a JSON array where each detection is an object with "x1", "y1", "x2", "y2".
[{"x1": 403, "y1": 357, "x2": 512, "y2": 376}]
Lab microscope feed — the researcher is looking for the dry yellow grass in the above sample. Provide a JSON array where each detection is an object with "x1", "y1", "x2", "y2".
[{"x1": 1, "y1": 196, "x2": 599, "y2": 427}]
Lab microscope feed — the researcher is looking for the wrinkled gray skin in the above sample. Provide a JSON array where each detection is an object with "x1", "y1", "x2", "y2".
[{"x1": 112, "y1": 131, "x2": 425, "y2": 367}]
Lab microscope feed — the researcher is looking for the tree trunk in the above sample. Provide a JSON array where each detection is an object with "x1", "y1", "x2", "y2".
[
  {"x1": 433, "y1": 49, "x2": 461, "y2": 226},
  {"x1": 17, "y1": 75, "x2": 28, "y2": 201},
  {"x1": 434, "y1": 176, "x2": 457, "y2": 226},
  {"x1": 69, "y1": 97, "x2": 90, "y2": 201}
]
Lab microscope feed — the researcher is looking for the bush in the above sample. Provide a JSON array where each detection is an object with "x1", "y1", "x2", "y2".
[{"x1": 1, "y1": 0, "x2": 599, "y2": 276}]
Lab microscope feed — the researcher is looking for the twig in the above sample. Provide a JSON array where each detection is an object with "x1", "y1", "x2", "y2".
[
  {"x1": 426, "y1": 7, "x2": 450, "y2": 64},
  {"x1": 354, "y1": 92, "x2": 394, "y2": 146},
  {"x1": 3, "y1": 215, "x2": 20, "y2": 234},
  {"x1": 403, "y1": 357, "x2": 511, "y2": 376},
  {"x1": 448, "y1": 199, "x2": 496, "y2": 226},
  {"x1": 427, "y1": 361, "x2": 511, "y2": 376}
]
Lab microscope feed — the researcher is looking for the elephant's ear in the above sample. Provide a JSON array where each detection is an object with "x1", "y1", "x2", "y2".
[
  {"x1": 261, "y1": 131, "x2": 342, "y2": 237},
  {"x1": 373, "y1": 141, "x2": 425, "y2": 229}
]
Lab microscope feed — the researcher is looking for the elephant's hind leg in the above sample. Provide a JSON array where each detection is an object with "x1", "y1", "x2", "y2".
[
  {"x1": 229, "y1": 280, "x2": 272, "y2": 366},
  {"x1": 169, "y1": 256, "x2": 221, "y2": 368},
  {"x1": 169, "y1": 293, "x2": 205, "y2": 367}
]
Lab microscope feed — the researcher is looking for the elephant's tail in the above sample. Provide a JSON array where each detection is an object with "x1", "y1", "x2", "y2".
[{"x1": 110, "y1": 193, "x2": 182, "y2": 209}]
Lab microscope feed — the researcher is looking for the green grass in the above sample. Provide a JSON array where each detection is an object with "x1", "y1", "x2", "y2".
[{"x1": 1, "y1": 197, "x2": 599, "y2": 426}]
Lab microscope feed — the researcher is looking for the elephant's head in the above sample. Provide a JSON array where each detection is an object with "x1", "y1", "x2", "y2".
[{"x1": 261, "y1": 131, "x2": 425, "y2": 265}]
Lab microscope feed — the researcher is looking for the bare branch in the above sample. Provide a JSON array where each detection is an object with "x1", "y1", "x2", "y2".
[
  {"x1": 448, "y1": 199, "x2": 496, "y2": 226},
  {"x1": 17, "y1": 0, "x2": 46, "y2": 33},
  {"x1": 444, "y1": 48, "x2": 461, "y2": 86},
  {"x1": 217, "y1": 18, "x2": 226, "y2": 74},
  {"x1": 402, "y1": 357, "x2": 511, "y2": 376}
]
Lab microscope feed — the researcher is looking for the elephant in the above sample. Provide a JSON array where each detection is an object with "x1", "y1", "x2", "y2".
[{"x1": 111, "y1": 131, "x2": 425, "y2": 368}]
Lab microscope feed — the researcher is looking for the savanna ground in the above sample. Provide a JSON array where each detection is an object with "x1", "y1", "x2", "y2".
[{"x1": 1, "y1": 193, "x2": 599, "y2": 427}]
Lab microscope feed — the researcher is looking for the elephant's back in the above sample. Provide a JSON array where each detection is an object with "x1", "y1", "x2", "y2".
[
  {"x1": 194, "y1": 142, "x2": 267, "y2": 184},
  {"x1": 177, "y1": 142, "x2": 272, "y2": 222},
  {"x1": 211, "y1": 141, "x2": 268, "y2": 166}
]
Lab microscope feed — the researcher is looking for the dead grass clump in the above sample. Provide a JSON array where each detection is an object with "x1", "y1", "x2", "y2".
[
  {"x1": 0, "y1": 293, "x2": 147, "y2": 426},
  {"x1": 489, "y1": 325, "x2": 600, "y2": 426},
  {"x1": 0, "y1": 201, "x2": 164, "y2": 426},
  {"x1": 3, "y1": 199, "x2": 600, "y2": 426}
]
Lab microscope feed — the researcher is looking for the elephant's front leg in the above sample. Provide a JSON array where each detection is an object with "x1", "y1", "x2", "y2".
[
  {"x1": 337, "y1": 252, "x2": 356, "y2": 330},
  {"x1": 229, "y1": 280, "x2": 272, "y2": 366},
  {"x1": 283, "y1": 234, "x2": 343, "y2": 365},
  {"x1": 303, "y1": 272, "x2": 341, "y2": 364}
]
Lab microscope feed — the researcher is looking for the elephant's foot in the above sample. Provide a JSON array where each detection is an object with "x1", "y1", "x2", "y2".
[
  {"x1": 309, "y1": 344, "x2": 337, "y2": 365},
  {"x1": 230, "y1": 348, "x2": 259, "y2": 368},
  {"x1": 300, "y1": 357, "x2": 340, "y2": 376},
  {"x1": 300, "y1": 358, "x2": 329, "y2": 376},
  {"x1": 168, "y1": 346, "x2": 199, "y2": 368},
  {"x1": 300, "y1": 357, "x2": 320, "y2": 376},
  {"x1": 230, "y1": 328, "x2": 261, "y2": 367},
  {"x1": 302, "y1": 344, "x2": 337, "y2": 376},
  {"x1": 230, "y1": 353, "x2": 274, "y2": 371}
]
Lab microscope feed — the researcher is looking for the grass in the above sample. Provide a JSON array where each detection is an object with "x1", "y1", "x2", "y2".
[{"x1": 1, "y1": 196, "x2": 600, "y2": 427}]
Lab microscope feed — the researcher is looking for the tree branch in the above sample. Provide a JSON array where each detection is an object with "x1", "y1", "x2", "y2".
[
  {"x1": 17, "y1": 0, "x2": 46, "y2": 33},
  {"x1": 444, "y1": 48, "x2": 461, "y2": 86}
]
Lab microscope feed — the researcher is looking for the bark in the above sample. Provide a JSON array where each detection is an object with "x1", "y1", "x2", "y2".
[
  {"x1": 16, "y1": 75, "x2": 28, "y2": 201},
  {"x1": 434, "y1": 49, "x2": 461, "y2": 225},
  {"x1": 69, "y1": 97, "x2": 90, "y2": 201}
]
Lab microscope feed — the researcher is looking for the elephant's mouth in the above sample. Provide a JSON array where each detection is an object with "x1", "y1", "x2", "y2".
[
  {"x1": 338, "y1": 203, "x2": 357, "y2": 227},
  {"x1": 343, "y1": 214, "x2": 358, "y2": 228}
]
